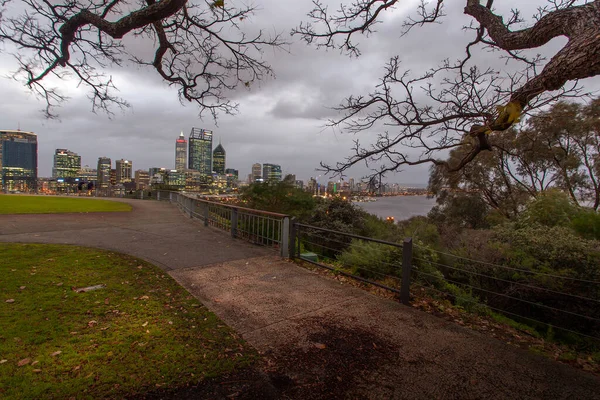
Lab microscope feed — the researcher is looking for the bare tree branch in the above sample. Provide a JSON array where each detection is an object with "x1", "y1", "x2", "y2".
[
  {"x1": 0, "y1": 0, "x2": 287, "y2": 118},
  {"x1": 296, "y1": 0, "x2": 600, "y2": 178}
]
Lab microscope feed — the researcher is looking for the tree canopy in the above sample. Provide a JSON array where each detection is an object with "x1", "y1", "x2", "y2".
[
  {"x1": 429, "y1": 98, "x2": 600, "y2": 221},
  {"x1": 294, "y1": 0, "x2": 600, "y2": 174}
]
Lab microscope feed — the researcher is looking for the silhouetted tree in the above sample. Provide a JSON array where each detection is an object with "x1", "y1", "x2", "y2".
[
  {"x1": 295, "y1": 0, "x2": 600, "y2": 174},
  {"x1": 0, "y1": 0, "x2": 286, "y2": 118}
]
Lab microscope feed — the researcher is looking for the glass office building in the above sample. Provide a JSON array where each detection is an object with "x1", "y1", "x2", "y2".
[
  {"x1": 0, "y1": 130, "x2": 37, "y2": 192},
  {"x1": 188, "y1": 128, "x2": 213, "y2": 176}
]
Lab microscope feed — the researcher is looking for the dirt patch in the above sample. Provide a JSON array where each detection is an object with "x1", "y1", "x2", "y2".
[{"x1": 262, "y1": 318, "x2": 397, "y2": 399}]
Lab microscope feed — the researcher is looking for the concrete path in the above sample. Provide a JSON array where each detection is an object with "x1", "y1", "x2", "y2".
[{"x1": 2, "y1": 198, "x2": 599, "y2": 399}]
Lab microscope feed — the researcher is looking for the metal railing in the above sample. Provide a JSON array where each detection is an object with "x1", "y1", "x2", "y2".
[
  {"x1": 156, "y1": 190, "x2": 290, "y2": 257},
  {"x1": 290, "y1": 222, "x2": 414, "y2": 304},
  {"x1": 290, "y1": 221, "x2": 600, "y2": 343}
]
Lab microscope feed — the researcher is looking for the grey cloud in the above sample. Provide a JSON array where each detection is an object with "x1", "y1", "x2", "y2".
[{"x1": 1, "y1": 0, "x2": 598, "y2": 187}]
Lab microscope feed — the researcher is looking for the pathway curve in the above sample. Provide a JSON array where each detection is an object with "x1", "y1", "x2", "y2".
[{"x1": 1, "y1": 198, "x2": 599, "y2": 399}]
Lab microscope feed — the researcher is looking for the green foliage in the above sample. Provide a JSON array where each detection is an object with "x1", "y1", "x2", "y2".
[
  {"x1": 493, "y1": 223, "x2": 600, "y2": 277},
  {"x1": 239, "y1": 181, "x2": 315, "y2": 219},
  {"x1": 518, "y1": 189, "x2": 578, "y2": 228},
  {"x1": 397, "y1": 216, "x2": 440, "y2": 246},
  {"x1": 307, "y1": 197, "x2": 369, "y2": 234},
  {"x1": 428, "y1": 191, "x2": 491, "y2": 229},
  {"x1": 571, "y1": 208, "x2": 600, "y2": 240},
  {"x1": 337, "y1": 240, "x2": 399, "y2": 279}
]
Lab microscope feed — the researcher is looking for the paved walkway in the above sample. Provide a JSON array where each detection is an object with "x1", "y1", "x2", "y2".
[{"x1": 1, "y1": 199, "x2": 599, "y2": 399}]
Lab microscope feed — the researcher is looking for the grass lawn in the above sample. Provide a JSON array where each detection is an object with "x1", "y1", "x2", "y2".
[
  {"x1": 0, "y1": 244, "x2": 256, "y2": 399},
  {"x1": 0, "y1": 195, "x2": 132, "y2": 214}
]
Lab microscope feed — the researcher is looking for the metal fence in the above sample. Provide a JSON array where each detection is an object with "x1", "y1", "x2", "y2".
[
  {"x1": 156, "y1": 190, "x2": 290, "y2": 257},
  {"x1": 291, "y1": 222, "x2": 414, "y2": 304},
  {"x1": 291, "y1": 221, "x2": 600, "y2": 343}
]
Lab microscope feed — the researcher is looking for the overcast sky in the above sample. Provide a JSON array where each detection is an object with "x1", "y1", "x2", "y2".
[{"x1": 0, "y1": 0, "x2": 598, "y2": 184}]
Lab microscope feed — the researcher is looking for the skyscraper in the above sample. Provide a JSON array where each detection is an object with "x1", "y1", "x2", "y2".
[
  {"x1": 52, "y1": 149, "x2": 81, "y2": 178},
  {"x1": 213, "y1": 142, "x2": 226, "y2": 175},
  {"x1": 97, "y1": 157, "x2": 111, "y2": 189},
  {"x1": 135, "y1": 170, "x2": 150, "y2": 190},
  {"x1": 115, "y1": 159, "x2": 132, "y2": 183},
  {"x1": 188, "y1": 128, "x2": 212, "y2": 175},
  {"x1": 0, "y1": 130, "x2": 37, "y2": 192},
  {"x1": 252, "y1": 163, "x2": 262, "y2": 181},
  {"x1": 262, "y1": 163, "x2": 282, "y2": 182},
  {"x1": 175, "y1": 131, "x2": 187, "y2": 171}
]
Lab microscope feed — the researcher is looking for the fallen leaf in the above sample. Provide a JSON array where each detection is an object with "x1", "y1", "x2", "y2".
[
  {"x1": 51, "y1": 351, "x2": 62, "y2": 357},
  {"x1": 18, "y1": 358, "x2": 31, "y2": 367},
  {"x1": 56, "y1": 282, "x2": 63, "y2": 286},
  {"x1": 139, "y1": 295, "x2": 149, "y2": 300},
  {"x1": 19, "y1": 286, "x2": 25, "y2": 290},
  {"x1": 104, "y1": 298, "x2": 110, "y2": 305},
  {"x1": 5, "y1": 299, "x2": 15, "y2": 303},
  {"x1": 33, "y1": 369, "x2": 42, "y2": 373},
  {"x1": 0, "y1": 360, "x2": 7, "y2": 364},
  {"x1": 88, "y1": 320, "x2": 97, "y2": 327},
  {"x1": 142, "y1": 321, "x2": 148, "y2": 327},
  {"x1": 314, "y1": 343, "x2": 326, "y2": 349},
  {"x1": 31, "y1": 361, "x2": 39, "y2": 366}
]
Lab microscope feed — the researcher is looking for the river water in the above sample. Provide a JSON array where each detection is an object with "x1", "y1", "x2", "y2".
[{"x1": 354, "y1": 196, "x2": 437, "y2": 221}]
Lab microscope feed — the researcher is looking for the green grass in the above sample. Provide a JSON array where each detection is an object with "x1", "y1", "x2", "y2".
[
  {"x1": 0, "y1": 244, "x2": 256, "y2": 399},
  {"x1": 0, "y1": 195, "x2": 132, "y2": 214}
]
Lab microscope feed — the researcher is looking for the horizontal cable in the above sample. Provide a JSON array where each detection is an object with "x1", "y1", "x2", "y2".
[
  {"x1": 301, "y1": 232, "x2": 403, "y2": 270},
  {"x1": 297, "y1": 223, "x2": 404, "y2": 248},
  {"x1": 413, "y1": 257, "x2": 600, "y2": 304},
  {"x1": 414, "y1": 243, "x2": 600, "y2": 285},
  {"x1": 413, "y1": 270, "x2": 600, "y2": 323},
  {"x1": 300, "y1": 239, "x2": 401, "y2": 282},
  {"x1": 411, "y1": 282, "x2": 600, "y2": 342}
]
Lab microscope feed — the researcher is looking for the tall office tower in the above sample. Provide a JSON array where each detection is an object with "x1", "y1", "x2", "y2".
[
  {"x1": 252, "y1": 163, "x2": 262, "y2": 181},
  {"x1": 97, "y1": 157, "x2": 111, "y2": 189},
  {"x1": 213, "y1": 142, "x2": 226, "y2": 175},
  {"x1": 175, "y1": 131, "x2": 187, "y2": 170},
  {"x1": 262, "y1": 163, "x2": 282, "y2": 182},
  {"x1": 188, "y1": 128, "x2": 213, "y2": 175},
  {"x1": 135, "y1": 170, "x2": 150, "y2": 190},
  {"x1": 52, "y1": 149, "x2": 81, "y2": 179},
  {"x1": 0, "y1": 130, "x2": 38, "y2": 192},
  {"x1": 115, "y1": 159, "x2": 132, "y2": 183}
]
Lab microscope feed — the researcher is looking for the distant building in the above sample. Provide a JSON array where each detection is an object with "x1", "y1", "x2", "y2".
[
  {"x1": 135, "y1": 169, "x2": 150, "y2": 190},
  {"x1": 225, "y1": 168, "x2": 238, "y2": 188},
  {"x1": 110, "y1": 169, "x2": 117, "y2": 186},
  {"x1": 0, "y1": 129, "x2": 38, "y2": 192},
  {"x1": 149, "y1": 167, "x2": 167, "y2": 185},
  {"x1": 97, "y1": 157, "x2": 111, "y2": 189},
  {"x1": 52, "y1": 149, "x2": 81, "y2": 179},
  {"x1": 188, "y1": 128, "x2": 212, "y2": 175},
  {"x1": 295, "y1": 180, "x2": 304, "y2": 190},
  {"x1": 115, "y1": 159, "x2": 132, "y2": 183},
  {"x1": 79, "y1": 166, "x2": 97, "y2": 182},
  {"x1": 262, "y1": 163, "x2": 282, "y2": 182},
  {"x1": 175, "y1": 131, "x2": 187, "y2": 170},
  {"x1": 213, "y1": 142, "x2": 226, "y2": 175},
  {"x1": 252, "y1": 163, "x2": 262, "y2": 181}
]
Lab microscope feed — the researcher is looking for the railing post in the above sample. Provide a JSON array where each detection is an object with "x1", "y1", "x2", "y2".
[
  {"x1": 189, "y1": 198, "x2": 195, "y2": 219},
  {"x1": 170, "y1": 192, "x2": 173, "y2": 202},
  {"x1": 157, "y1": 191, "x2": 160, "y2": 201},
  {"x1": 231, "y1": 208, "x2": 238, "y2": 238},
  {"x1": 203, "y1": 202, "x2": 209, "y2": 227},
  {"x1": 281, "y1": 216, "x2": 290, "y2": 258},
  {"x1": 288, "y1": 218, "x2": 297, "y2": 259},
  {"x1": 400, "y1": 237, "x2": 413, "y2": 305}
]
